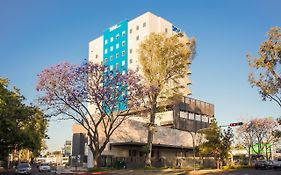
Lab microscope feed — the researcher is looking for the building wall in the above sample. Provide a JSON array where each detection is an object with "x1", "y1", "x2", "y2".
[
  {"x1": 89, "y1": 36, "x2": 103, "y2": 64},
  {"x1": 72, "y1": 133, "x2": 86, "y2": 156},
  {"x1": 83, "y1": 12, "x2": 212, "y2": 168},
  {"x1": 88, "y1": 12, "x2": 192, "y2": 97},
  {"x1": 89, "y1": 119, "x2": 195, "y2": 156}
]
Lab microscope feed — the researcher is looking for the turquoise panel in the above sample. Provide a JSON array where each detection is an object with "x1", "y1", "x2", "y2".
[{"x1": 103, "y1": 20, "x2": 128, "y2": 111}]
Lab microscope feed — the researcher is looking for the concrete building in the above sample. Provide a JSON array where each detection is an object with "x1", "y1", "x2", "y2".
[
  {"x1": 72, "y1": 12, "x2": 215, "y2": 168},
  {"x1": 62, "y1": 140, "x2": 72, "y2": 157},
  {"x1": 89, "y1": 12, "x2": 192, "y2": 97}
]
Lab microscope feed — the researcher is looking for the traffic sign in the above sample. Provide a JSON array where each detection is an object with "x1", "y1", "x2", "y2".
[{"x1": 229, "y1": 122, "x2": 243, "y2": 127}]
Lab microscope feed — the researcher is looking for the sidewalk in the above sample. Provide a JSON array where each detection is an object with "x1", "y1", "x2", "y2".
[{"x1": 56, "y1": 167, "x2": 228, "y2": 175}]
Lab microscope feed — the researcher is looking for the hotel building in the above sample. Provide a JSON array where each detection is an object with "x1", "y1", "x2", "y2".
[{"x1": 72, "y1": 12, "x2": 215, "y2": 168}]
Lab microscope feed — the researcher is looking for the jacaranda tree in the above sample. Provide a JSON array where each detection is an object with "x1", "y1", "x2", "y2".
[
  {"x1": 236, "y1": 117, "x2": 279, "y2": 162},
  {"x1": 37, "y1": 62, "x2": 143, "y2": 167}
]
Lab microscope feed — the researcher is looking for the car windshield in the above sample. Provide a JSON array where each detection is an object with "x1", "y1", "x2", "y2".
[
  {"x1": 18, "y1": 163, "x2": 30, "y2": 168},
  {"x1": 41, "y1": 163, "x2": 49, "y2": 166}
]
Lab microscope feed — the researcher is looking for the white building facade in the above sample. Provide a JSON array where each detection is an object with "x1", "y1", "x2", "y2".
[
  {"x1": 72, "y1": 12, "x2": 215, "y2": 169},
  {"x1": 89, "y1": 12, "x2": 192, "y2": 97}
]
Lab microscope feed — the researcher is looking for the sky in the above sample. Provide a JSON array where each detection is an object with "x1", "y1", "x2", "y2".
[{"x1": 0, "y1": 0, "x2": 280, "y2": 152}]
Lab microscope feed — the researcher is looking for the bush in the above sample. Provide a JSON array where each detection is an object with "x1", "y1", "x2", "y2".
[{"x1": 113, "y1": 160, "x2": 127, "y2": 169}]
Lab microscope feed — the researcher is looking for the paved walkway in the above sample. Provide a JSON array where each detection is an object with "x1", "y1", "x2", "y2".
[{"x1": 60, "y1": 169, "x2": 227, "y2": 175}]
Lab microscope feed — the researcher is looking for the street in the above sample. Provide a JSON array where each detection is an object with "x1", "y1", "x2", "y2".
[
  {"x1": 1, "y1": 167, "x2": 281, "y2": 175},
  {"x1": 195, "y1": 169, "x2": 281, "y2": 175}
]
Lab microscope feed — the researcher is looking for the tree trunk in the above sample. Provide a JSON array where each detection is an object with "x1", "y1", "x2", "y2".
[
  {"x1": 145, "y1": 97, "x2": 157, "y2": 167},
  {"x1": 216, "y1": 160, "x2": 220, "y2": 169},
  {"x1": 88, "y1": 142, "x2": 102, "y2": 168},
  {"x1": 93, "y1": 153, "x2": 101, "y2": 168},
  {"x1": 265, "y1": 145, "x2": 269, "y2": 160},
  {"x1": 248, "y1": 147, "x2": 252, "y2": 165}
]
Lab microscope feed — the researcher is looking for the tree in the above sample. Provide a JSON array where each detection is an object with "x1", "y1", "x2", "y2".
[
  {"x1": 0, "y1": 77, "x2": 47, "y2": 161},
  {"x1": 138, "y1": 33, "x2": 195, "y2": 166},
  {"x1": 236, "y1": 117, "x2": 279, "y2": 162},
  {"x1": 247, "y1": 27, "x2": 281, "y2": 107},
  {"x1": 36, "y1": 62, "x2": 143, "y2": 168},
  {"x1": 199, "y1": 119, "x2": 233, "y2": 169}
]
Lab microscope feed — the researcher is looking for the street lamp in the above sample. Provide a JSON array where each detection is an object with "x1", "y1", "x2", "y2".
[{"x1": 187, "y1": 127, "x2": 208, "y2": 171}]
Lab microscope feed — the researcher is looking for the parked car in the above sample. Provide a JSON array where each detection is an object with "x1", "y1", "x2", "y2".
[
  {"x1": 273, "y1": 160, "x2": 281, "y2": 170},
  {"x1": 15, "y1": 163, "x2": 32, "y2": 175},
  {"x1": 255, "y1": 160, "x2": 273, "y2": 170},
  {"x1": 38, "y1": 163, "x2": 51, "y2": 172}
]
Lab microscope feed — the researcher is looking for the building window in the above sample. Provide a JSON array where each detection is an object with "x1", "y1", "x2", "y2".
[
  {"x1": 136, "y1": 25, "x2": 139, "y2": 30},
  {"x1": 105, "y1": 58, "x2": 108, "y2": 62},
  {"x1": 165, "y1": 28, "x2": 168, "y2": 33},
  {"x1": 110, "y1": 65, "x2": 113, "y2": 71},
  {"x1": 122, "y1": 31, "x2": 126, "y2": 36},
  {"x1": 129, "y1": 49, "x2": 132, "y2": 54},
  {"x1": 122, "y1": 60, "x2": 125, "y2": 66},
  {"x1": 136, "y1": 36, "x2": 139, "y2": 41},
  {"x1": 116, "y1": 43, "x2": 119, "y2": 49},
  {"x1": 105, "y1": 40, "x2": 108, "y2": 45},
  {"x1": 110, "y1": 46, "x2": 113, "y2": 52},
  {"x1": 116, "y1": 63, "x2": 119, "y2": 70},
  {"x1": 95, "y1": 54, "x2": 98, "y2": 58},
  {"x1": 104, "y1": 67, "x2": 108, "y2": 72},
  {"x1": 110, "y1": 37, "x2": 113, "y2": 42},
  {"x1": 122, "y1": 51, "x2": 125, "y2": 56},
  {"x1": 129, "y1": 59, "x2": 132, "y2": 64},
  {"x1": 130, "y1": 29, "x2": 133, "y2": 33},
  {"x1": 105, "y1": 49, "x2": 108, "y2": 54},
  {"x1": 110, "y1": 56, "x2": 113, "y2": 61},
  {"x1": 116, "y1": 34, "x2": 120, "y2": 39},
  {"x1": 143, "y1": 22, "x2": 146, "y2": 27},
  {"x1": 122, "y1": 70, "x2": 126, "y2": 75},
  {"x1": 116, "y1": 53, "x2": 119, "y2": 58},
  {"x1": 122, "y1": 41, "x2": 125, "y2": 46},
  {"x1": 136, "y1": 66, "x2": 139, "y2": 72}
]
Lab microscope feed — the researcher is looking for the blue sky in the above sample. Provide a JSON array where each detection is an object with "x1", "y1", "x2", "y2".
[{"x1": 0, "y1": 0, "x2": 280, "y2": 151}]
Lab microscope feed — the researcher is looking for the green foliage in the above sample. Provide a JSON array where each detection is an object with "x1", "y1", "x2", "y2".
[
  {"x1": 139, "y1": 33, "x2": 195, "y2": 100},
  {"x1": 199, "y1": 119, "x2": 234, "y2": 169},
  {"x1": 247, "y1": 27, "x2": 281, "y2": 107},
  {"x1": 138, "y1": 33, "x2": 196, "y2": 166},
  {"x1": 0, "y1": 77, "x2": 48, "y2": 159}
]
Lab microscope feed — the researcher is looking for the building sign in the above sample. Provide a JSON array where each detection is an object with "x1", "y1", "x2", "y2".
[
  {"x1": 172, "y1": 25, "x2": 181, "y2": 33},
  {"x1": 109, "y1": 24, "x2": 121, "y2": 32}
]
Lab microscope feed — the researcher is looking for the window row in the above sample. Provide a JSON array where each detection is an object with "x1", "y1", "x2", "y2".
[
  {"x1": 104, "y1": 51, "x2": 126, "y2": 62},
  {"x1": 105, "y1": 31, "x2": 126, "y2": 45},
  {"x1": 104, "y1": 63, "x2": 126, "y2": 72},
  {"x1": 129, "y1": 22, "x2": 146, "y2": 34},
  {"x1": 104, "y1": 41, "x2": 126, "y2": 54}
]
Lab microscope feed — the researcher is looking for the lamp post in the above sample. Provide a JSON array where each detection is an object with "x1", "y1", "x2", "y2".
[{"x1": 187, "y1": 127, "x2": 208, "y2": 171}]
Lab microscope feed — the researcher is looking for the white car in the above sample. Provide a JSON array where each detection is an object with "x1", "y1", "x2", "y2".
[{"x1": 38, "y1": 163, "x2": 51, "y2": 172}]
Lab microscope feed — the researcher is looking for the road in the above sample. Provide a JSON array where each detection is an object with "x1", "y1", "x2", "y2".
[
  {"x1": 107, "y1": 168, "x2": 281, "y2": 175},
  {"x1": 1, "y1": 168, "x2": 281, "y2": 175},
  {"x1": 184, "y1": 169, "x2": 281, "y2": 175}
]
